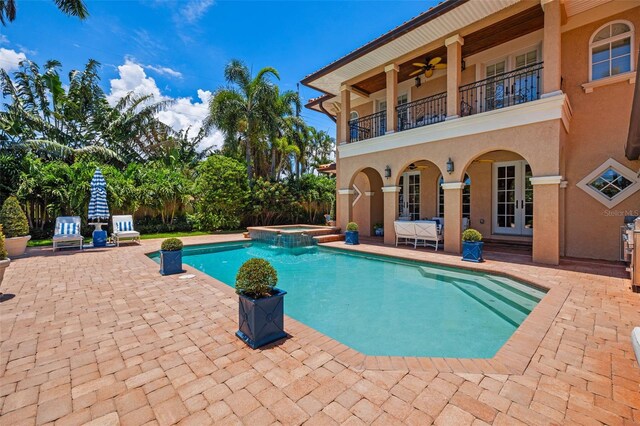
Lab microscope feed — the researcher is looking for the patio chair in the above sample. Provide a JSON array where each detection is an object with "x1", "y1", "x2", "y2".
[
  {"x1": 394, "y1": 221, "x2": 416, "y2": 247},
  {"x1": 112, "y1": 215, "x2": 140, "y2": 247},
  {"x1": 53, "y1": 216, "x2": 83, "y2": 252},
  {"x1": 415, "y1": 221, "x2": 443, "y2": 251}
]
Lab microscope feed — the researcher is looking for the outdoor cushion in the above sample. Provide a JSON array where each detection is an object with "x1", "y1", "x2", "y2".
[
  {"x1": 59, "y1": 222, "x2": 78, "y2": 235},
  {"x1": 116, "y1": 221, "x2": 134, "y2": 232},
  {"x1": 632, "y1": 327, "x2": 640, "y2": 367},
  {"x1": 115, "y1": 230, "x2": 139, "y2": 237}
]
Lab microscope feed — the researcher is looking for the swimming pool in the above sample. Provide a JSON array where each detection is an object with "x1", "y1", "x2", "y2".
[{"x1": 152, "y1": 241, "x2": 546, "y2": 358}]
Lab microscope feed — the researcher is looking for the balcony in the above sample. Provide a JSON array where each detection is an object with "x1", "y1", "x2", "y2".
[
  {"x1": 459, "y1": 62, "x2": 543, "y2": 117},
  {"x1": 346, "y1": 63, "x2": 544, "y2": 143}
]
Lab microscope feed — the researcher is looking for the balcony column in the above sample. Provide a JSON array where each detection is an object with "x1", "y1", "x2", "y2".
[
  {"x1": 384, "y1": 63, "x2": 399, "y2": 134},
  {"x1": 445, "y1": 34, "x2": 464, "y2": 119},
  {"x1": 542, "y1": 0, "x2": 562, "y2": 96},
  {"x1": 531, "y1": 176, "x2": 563, "y2": 265},
  {"x1": 382, "y1": 186, "x2": 400, "y2": 245},
  {"x1": 442, "y1": 182, "x2": 464, "y2": 253},
  {"x1": 336, "y1": 188, "x2": 354, "y2": 232},
  {"x1": 339, "y1": 84, "x2": 351, "y2": 144}
]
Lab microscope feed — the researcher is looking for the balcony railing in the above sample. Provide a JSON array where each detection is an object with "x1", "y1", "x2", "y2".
[
  {"x1": 396, "y1": 92, "x2": 447, "y2": 131},
  {"x1": 349, "y1": 110, "x2": 386, "y2": 142},
  {"x1": 459, "y1": 62, "x2": 543, "y2": 117}
]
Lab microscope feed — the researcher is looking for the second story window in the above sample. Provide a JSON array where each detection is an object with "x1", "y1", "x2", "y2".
[{"x1": 590, "y1": 21, "x2": 634, "y2": 81}]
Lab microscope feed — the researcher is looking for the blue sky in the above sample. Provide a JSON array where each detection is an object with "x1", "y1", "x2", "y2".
[{"x1": 0, "y1": 0, "x2": 437, "y2": 148}]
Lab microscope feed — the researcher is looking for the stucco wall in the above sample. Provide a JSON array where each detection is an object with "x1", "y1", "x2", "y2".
[{"x1": 561, "y1": 7, "x2": 640, "y2": 260}]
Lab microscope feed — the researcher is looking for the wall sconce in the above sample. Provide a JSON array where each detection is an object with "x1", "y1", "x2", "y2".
[
  {"x1": 385, "y1": 165, "x2": 392, "y2": 179},
  {"x1": 461, "y1": 59, "x2": 466, "y2": 71},
  {"x1": 414, "y1": 76, "x2": 421, "y2": 88},
  {"x1": 446, "y1": 158, "x2": 454, "y2": 174}
]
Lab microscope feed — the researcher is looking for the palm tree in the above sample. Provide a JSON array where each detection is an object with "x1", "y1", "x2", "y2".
[
  {"x1": 206, "y1": 59, "x2": 279, "y2": 182},
  {"x1": 1, "y1": 0, "x2": 88, "y2": 25}
]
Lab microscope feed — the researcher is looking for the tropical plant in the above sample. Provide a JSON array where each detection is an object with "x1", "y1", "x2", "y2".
[
  {"x1": 192, "y1": 155, "x2": 249, "y2": 231},
  {"x1": 0, "y1": 196, "x2": 29, "y2": 237},
  {"x1": 0, "y1": 0, "x2": 88, "y2": 25},
  {"x1": 346, "y1": 222, "x2": 359, "y2": 232},
  {"x1": 0, "y1": 225, "x2": 7, "y2": 260},
  {"x1": 462, "y1": 228, "x2": 483, "y2": 242},
  {"x1": 235, "y1": 258, "x2": 278, "y2": 298},
  {"x1": 161, "y1": 238, "x2": 183, "y2": 252}
]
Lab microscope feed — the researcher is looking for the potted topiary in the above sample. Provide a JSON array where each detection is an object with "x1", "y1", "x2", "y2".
[
  {"x1": 235, "y1": 258, "x2": 287, "y2": 349},
  {"x1": 462, "y1": 228, "x2": 484, "y2": 262},
  {"x1": 0, "y1": 196, "x2": 31, "y2": 257},
  {"x1": 0, "y1": 225, "x2": 10, "y2": 291},
  {"x1": 159, "y1": 238, "x2": 184, "y2": 275},
  {"x1": 373, "y1": 223, "x2": 384, "y2": 237},
  {"x1": 345, "y1": 221, "x2": 359, "y2": 245}
]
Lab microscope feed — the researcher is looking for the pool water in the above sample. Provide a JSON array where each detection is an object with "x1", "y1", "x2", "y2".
[{"x1": 154, "y1": 241, "x2": 545, "y2": 358}]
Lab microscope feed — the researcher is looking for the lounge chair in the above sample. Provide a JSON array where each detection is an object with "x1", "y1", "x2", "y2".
[
  {"x1": 112, "y1": 215, "x2": 140, "y2": 247},
  {"x1": 415, "y1": 221, "x2": 443, "y2": 250},
  {"x1": 53, "y1": 216, "x2": 83, "y2": 252},
  {"x1": 394, "y1": 221, "x2": 416, "y2": 247}
]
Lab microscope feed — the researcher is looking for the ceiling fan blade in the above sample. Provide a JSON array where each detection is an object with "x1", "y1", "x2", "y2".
[
  {"x1": 429, "y1": 57, "x2": 442, "y2": 66},
  {"x1": 409, "y1": 69, "x2": 424, "y2": 76},
  {"x1": 424, "y1": 69, "x2": 434, "y2": 78},
  {"x1": 434, "y1": 63, "x2": 448, "y2": 70},
  {"x1": 412, "y1": 62, "x2": 427, "y2": 67}
]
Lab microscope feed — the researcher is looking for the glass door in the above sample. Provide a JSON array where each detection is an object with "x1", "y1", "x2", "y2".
[
  {"x1": 398, "y1": 171, "x2": 421, "y2": 220},
  {"x1": 513, "y1": 50, "x2": 538, "y2": 104},
  {"x1": 376, "y1": 100, "x2": 387, "y2": 135},
  {"x1": 493, "y1": 161, "x2": 533, "y2": 235},
  {"x1": 485, "y1": 60, "x2": 506, "y2": 111}
]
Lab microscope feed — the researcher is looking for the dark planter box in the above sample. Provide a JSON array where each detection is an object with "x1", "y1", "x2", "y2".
[
  {"x1": 374, "y1": 228, "x2": 384, "y2": 237},
  {"x1": 345, "y1": 231, "x2": 359, "y2": 245},
  {"x1": 462, "y1": 241, "x2": 484, "y2": 262},
  {"x1": 236, "y1": 288, "x2": 287, "y2": 349},
  {"x1": 160, "y1": 250, "x2": 184, "y2": 275}
]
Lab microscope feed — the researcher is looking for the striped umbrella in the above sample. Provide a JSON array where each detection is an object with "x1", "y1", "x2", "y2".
[{"x1": 88, "y1": 168, "x2": 110, "y2": 221}]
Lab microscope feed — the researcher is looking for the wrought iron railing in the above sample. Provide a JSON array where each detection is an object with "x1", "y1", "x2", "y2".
[
  {"x1": 396, "y1": 92, "x2": 447, "y2": 131},
  {"x1": 348, "y1": 110, "x2": 386, "y2": 142},
  {"x1": 459, "y1": 62, "x2": 543, "y2": 117}
]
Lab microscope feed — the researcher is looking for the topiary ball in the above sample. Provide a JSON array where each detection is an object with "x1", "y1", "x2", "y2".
[
  {"x1": 346, "y1": 222, "x2": 359, "y2": 232},
  {"x1": 0, "y1": 196, "x2": 29, "y2": 238},
  {"x1": 161, "y1": 238, "x2": 183, "y2": 251},
  {"x1": 462, "y1": 228, "x2": 483, "y2": 242},
  {"x1": 235, "y1": 258, "x2": 277, "y2": 299}
]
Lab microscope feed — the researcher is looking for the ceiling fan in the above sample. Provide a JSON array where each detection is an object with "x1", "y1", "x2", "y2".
[
  {"x1": 409, "y1": 57, "x2": 447, "y2": 79},
  {"x1": 408, "y1": 163, "x2": 429, "y2": 171}
]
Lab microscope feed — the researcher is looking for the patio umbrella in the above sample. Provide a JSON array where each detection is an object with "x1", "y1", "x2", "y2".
[{"x1": 88, "y1": 168, "x2": 110, "y2": 221}]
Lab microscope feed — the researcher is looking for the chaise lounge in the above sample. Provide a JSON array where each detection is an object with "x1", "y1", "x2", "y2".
[
  {"x1": 53, "y1": 216, "x2": 83, "y2": 252},
  {"x1": 112, "y1": 215, "x2": 140, "y2": 247}
]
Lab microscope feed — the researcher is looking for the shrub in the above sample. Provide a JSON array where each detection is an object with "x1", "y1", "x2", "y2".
[
  {"x1": 373, "y1": 223, "x2": 383, "y2": 230},
  {"x1": 161, "y1": 238, "x2": 183, "y2": 251},
  {"x1": 0, "y1": 225, "x2": 7, "y2": 260},
  {"x1": 346, "y1": 222, "x2": 359, "y2": 232},
  {"x1": 462, "y1": 228, "x2": 483, "y2": 242},
  {"x1": 0, "y1": 196, "x2": 29, "y2": 238},
  {"x1": 235, "y1": 258, "x2": 278, "y2": 298}
]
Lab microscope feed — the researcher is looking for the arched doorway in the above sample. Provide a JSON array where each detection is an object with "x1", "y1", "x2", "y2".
[
  {"x1": 349, "y1": 167, "x2": 384, "y2": 237},
  {"x1": 395, "y1": 160, "x2": 443, "y2": 221}
]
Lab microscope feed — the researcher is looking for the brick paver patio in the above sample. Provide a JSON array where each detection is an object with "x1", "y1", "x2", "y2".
[{"x1": 1, "y1": 234, "x2": 639, "y2": 425}]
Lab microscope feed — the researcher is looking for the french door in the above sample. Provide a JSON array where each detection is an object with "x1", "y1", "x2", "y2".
[
  {"x1": 398, "y1": 171, "x2": 421, "y2": 221},
  {"x1": 485, "y1": 60, "x2": 507, "y2": 111},
  {"x1": 493, "y1": 161, "x2": 533, "y2": 235}
]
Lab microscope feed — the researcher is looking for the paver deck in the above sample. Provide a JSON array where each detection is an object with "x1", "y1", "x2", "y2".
[{"x1": 1, "y1": 234, "x2": 639, "y2": 425}]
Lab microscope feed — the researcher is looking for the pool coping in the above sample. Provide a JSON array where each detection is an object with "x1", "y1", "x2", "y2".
[
  {"x1": 247, "y1": 224, "x2": 340, "y2": 236},
  {"x1": 144, "y1": 238, "x2": 570, "y2": 375}
]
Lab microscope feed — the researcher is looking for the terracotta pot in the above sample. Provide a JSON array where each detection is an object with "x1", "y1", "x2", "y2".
[
  {"x1": 5, "y1": 235, "x2": 31, "y2": 257},
  {"x1": 0, "y1": 258, "x2": 10, "y2": 290}
]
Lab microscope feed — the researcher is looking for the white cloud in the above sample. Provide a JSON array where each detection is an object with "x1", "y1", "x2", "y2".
[
  {"x1": 0, "y1": 35, "x2": 8, "y2": 45},
  {"x1": 0, "y1": 48, "x2": 27, "y2": 72},
  {"x1": 145, "y1": 64, "x2": 183, "y2": 79},
  {"x1": 107, "y1": 59, "x2": 223, "y2": 151},
  {"x1": 179, "y1": 0, "x2": 215, "y2": 24}
]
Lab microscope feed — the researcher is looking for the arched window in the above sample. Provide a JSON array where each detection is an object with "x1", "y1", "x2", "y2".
[
  {"x1": 590, "y1": 21, "x2": 634, "y2": 81},
  {"x1": 438, "y1": 174, "x2": 471, "y2": 219},
  {"x1": 349, "y1": 111, "x2": 359, "y2": 141}
]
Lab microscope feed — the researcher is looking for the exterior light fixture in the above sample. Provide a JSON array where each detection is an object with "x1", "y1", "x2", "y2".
[
  {"x1": 385, "y1": 165, "x2": 392, "y2": 179},
  {"x1": 415, "y1": 76, "x2": 421, "y2": 87},
  {"x1": 446, "y1": 158, "x2": 454, "y2": 174}
]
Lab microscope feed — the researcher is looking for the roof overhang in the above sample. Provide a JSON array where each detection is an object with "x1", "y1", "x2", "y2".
[{"x1": 301, "y1": 0, "x2": 524, "y2": 97}]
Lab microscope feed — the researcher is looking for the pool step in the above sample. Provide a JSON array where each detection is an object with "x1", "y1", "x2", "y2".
[
  {"x1": 314, "y1": 234, "x2": 344, "y2": 243},
  {"x1": 450, "y1": 281, "x2": 526, "y2": 327}
]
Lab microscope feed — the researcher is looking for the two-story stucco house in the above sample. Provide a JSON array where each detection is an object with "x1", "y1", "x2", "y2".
[{"x1": 302, "y1": 0, "x2": 640, "y2": 265}]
